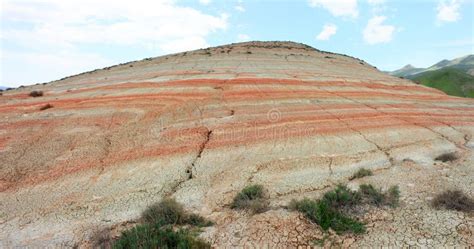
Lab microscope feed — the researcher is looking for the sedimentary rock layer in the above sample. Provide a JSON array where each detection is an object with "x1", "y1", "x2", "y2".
[{"x1": 0, "y1": 41, "x2": 473, "y2": 247}]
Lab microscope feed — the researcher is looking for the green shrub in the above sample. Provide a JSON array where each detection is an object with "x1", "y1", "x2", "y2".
[
  {"x1": 359, "y1": 184, "x2": 400, "y2": 207},
  {"x1": 322, "y1": 184, "x2": 361, "y2": 208},
  {"x1": 141, "y1": 198, "x2": 187, "y2": 226},
  {"x1": 234, "y1": 185, "x2": 265, "y2": 201},
  {"x1": 113, "y1": 225, "x2": 210, "y2": 249},
  {"x1": 290, "y1": 184, "x2": 401, "y2": 234},
  {"x1": 349, "y1": 168, "x2": 373, "y2": 180},
  {"x1": 111, "y1": 198, "x2": 212, "y2": 248},
  {"x1": 432, "y1": 190, "x2": 474, "y2": 212},
  {"x1": 185, "y1": 214, "x2": 214, "y2": 227},
  {"x1": 141, "y1": 198, "x2": 213, "y2": 227},
  {"x1": 386, "y1": 186, "x2": 400, "y2": 207},
  {"x1": 231, "y1": 184, "x2": 268, "y2": 214},
  {"x1": 289, "y1": 197, "x2": 365, "y2": 234},
  {"x1": 359, "y1": 184, "x2": 385, "y2": 206}
]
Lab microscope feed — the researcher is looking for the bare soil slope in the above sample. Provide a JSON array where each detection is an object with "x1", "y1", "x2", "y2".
[{"x1": 1, "y1": 41, "x2": 473, "y2": 247}]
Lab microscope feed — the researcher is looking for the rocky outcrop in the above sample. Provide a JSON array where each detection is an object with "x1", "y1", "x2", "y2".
[{"x1": 0, "y1": 41, "x2": 473, "y2": 247}]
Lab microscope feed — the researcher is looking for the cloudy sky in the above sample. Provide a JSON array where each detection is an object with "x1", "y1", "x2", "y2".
[{"x1": 1, "y1": 0, "x2": 473, "y2": 87}]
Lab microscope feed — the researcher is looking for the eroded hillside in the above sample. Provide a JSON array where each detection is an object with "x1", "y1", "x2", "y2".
[{"x1": 0, "y1": 41, "x2": 473, "y2": 247}]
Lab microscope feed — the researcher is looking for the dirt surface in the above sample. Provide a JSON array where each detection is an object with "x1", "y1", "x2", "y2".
[{"x1": 0, "y1": 41, "x2": 473, "y2": 247}]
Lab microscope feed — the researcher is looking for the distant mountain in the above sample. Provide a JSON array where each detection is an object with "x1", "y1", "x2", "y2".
[
  {"x1": 411, "y1": 67, "x2": 474, "y2": 98},
  {"x1": 0, "y1": 86, "x2": 8, "y2": 90},
  {"x1": 389, "y1": 54, "x2": 474, "y2": 78},
  {"x1": 388, "y1": 55, "x2": 474, "y2": 98},
  {"x1": 426, "y1": 55, "x2": 474, "y2": 73},
  {"x1": 390, "y1": 64, "x2": 424, "y2": 77}
]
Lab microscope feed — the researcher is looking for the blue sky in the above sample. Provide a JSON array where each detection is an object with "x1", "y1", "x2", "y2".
[{"x1": 1, "y1": 0, "x2": 473, "y2": 87}]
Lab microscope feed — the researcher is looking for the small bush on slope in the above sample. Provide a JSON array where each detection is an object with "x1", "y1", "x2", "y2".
[
  {"x1": 185, "y1": 214, "x2": 214, "y2": 227},
  {"x1": 359, "y1": 184, "x2": 400, "y2": 207},
  {"x1": 231, "y1": 184, "x2": 269, "y2": 214},
  {"x1": 142, "y1": 198, "x2": 213, "y2": 227},
  {"x1": 432, "y1": 190, "x2": 474, "y2": 212},
  {"x1": 290, "y1": 184, "x2": 400, "y2": 234},
  {"x1": 349, "y1": 168, "x2": 373, "y2": 180},
  {"x1": 113, "y1": 198, "x2": 212, "y2": 248},
  {"x1": 434, "y1": 152, "x2": 458, "y2": 162},
  {"x1": 29, "y1": 90, "x2": 43, "y2": 97},
  {"x1": 113, "y1": 225, "x2": 209, "y2": 249},
  {"x1": 322, "y1": 184, "x2": 362, "y2": 208},
  {"x1": 386, "y1": 186, "x2": 401, "y2": 207},
  {"x1": 40, "y1": 103, "x2": 53, "y2": 111},
  {"x1": 289, "y1": 197, "x2": 365, "y2": 234},
  {"x1": 142, "y1": 198, "x2": 186, "y2": 226}
]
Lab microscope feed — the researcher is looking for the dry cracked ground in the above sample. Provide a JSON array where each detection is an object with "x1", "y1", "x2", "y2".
[{"x1": 0, "y1": 41, "x2": 473, "y2": 247}]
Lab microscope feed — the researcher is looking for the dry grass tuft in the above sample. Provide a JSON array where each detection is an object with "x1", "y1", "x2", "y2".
[
  {"x1": 349, "y1": 168, "x2": 373, "y2": 180},
  {"x1": 432, "y1": 190, "x2": 474, "y2": 212},
  {"x1": 434, "y1": 152, "x2": 458, "y2": 162},
  {"x1": 231, "y1": 184, "x2": 269, "y2": 214},
  {"x1": 29, "y1": 91, "x2": 43, "y2": 97},
  {"x1": 40, "y1": 103, "x2": 53, "y2": 111}
]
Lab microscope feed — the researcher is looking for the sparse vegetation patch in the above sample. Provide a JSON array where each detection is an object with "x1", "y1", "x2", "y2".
[
  {"x1": 289, "y1": 196, "x2": 365, "y2": 234},
  {"x1": 434, "y1": 152, "x2": 458, "y2": 162},
  {"x1": 29, "y1": 90, "x2": 43, "y2": 97},
  {"x1": 432, "y1": 190, "x2": 474, "y2": 212},
  {"x1": 290, "y1": 184, "x2": 400, "y2": 234},
  {"x1": 359, "y1": 184, "x2": 400, "y2": 207},
  {"x1": 231, "y1": 184, "x2": 269, "y2": 214},
  {"x1": 349, "y1": 168, "x2": 373, "y2": 180},
  {"x1": 142, "y1": 198, "x2": 186, "y2": 226},
  {"x1": 141, "y1": 198, "x2": 213, "y2": 227},
  {"x1": 111, "y1": 198, "x2": 212, "y2": 248},
  {"x1": 386, "y1": 186, "x2": 401, "y2": 207},
  {"x1": 113, "y1": 226, "x2": 210, "y2": 249}
]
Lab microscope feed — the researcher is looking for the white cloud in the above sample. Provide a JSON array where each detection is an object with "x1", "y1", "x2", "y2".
[
  {"x1": 363, "y1": 16, "x2": 395, "y2": 44},
  {"x1": 2, "y1": 0, "x2": 228, "y2": 49},
  {"x1": 1, "y1": 0, "x2": 229, "y2": 86},
  {"x1": 367, "y1": 0, "x2": 386, "y2": 13},
  {"x1": 235, "y1": 0, "x2": 245, "y2": 12},
  {"x1": 159, "y1": 36, "x2": 210, "y2": 54},
  {"x1": 308, "y1": 0, "x2": 358, "y2": 18},
  {"x1": 436, "y1": 0, "x2": 461, "y2": 23},
  {"x1": 316, "y1": 24, "x2": 338, "y2": 41},
  {"x1": 237, "y1": 34, "x2": 251, "y2": 42},
  {"x1": 2, "y1": 50, "x2": 114, "y2": 87},
  {"x1": 235, "y1": 6, "x2": 245, "y2": 12},
  {"x1": 367, "y1": 0, "x2": 385, "y2": 5},
  {"x1": 199, "y1": 0, "x2": 211, "y2": 5}
]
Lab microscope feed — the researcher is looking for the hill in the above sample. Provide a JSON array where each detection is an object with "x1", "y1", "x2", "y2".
[
  {"x1": 1, "y1": 41, "x2": 473, "y2": 247},
  {"x1": 410, "y1": 67, "x2": 474, "y2": 98},
  {"x1": 390, "y1": 54, "x2": 474, "y2": 78},
  {"x1": 427, "y1": 55, "x2": 474, "y2": 74},
  {"x1": 390, "y1": 64, "x2": 424, "y2": 77}
]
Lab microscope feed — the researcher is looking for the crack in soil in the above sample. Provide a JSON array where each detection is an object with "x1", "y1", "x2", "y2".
[
  {"x1": 188, "y1": 129, "x2": 213, "y2": 179},
  {"x1": 166, "y1": 128, "x2": 213, "y2": 197}
]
